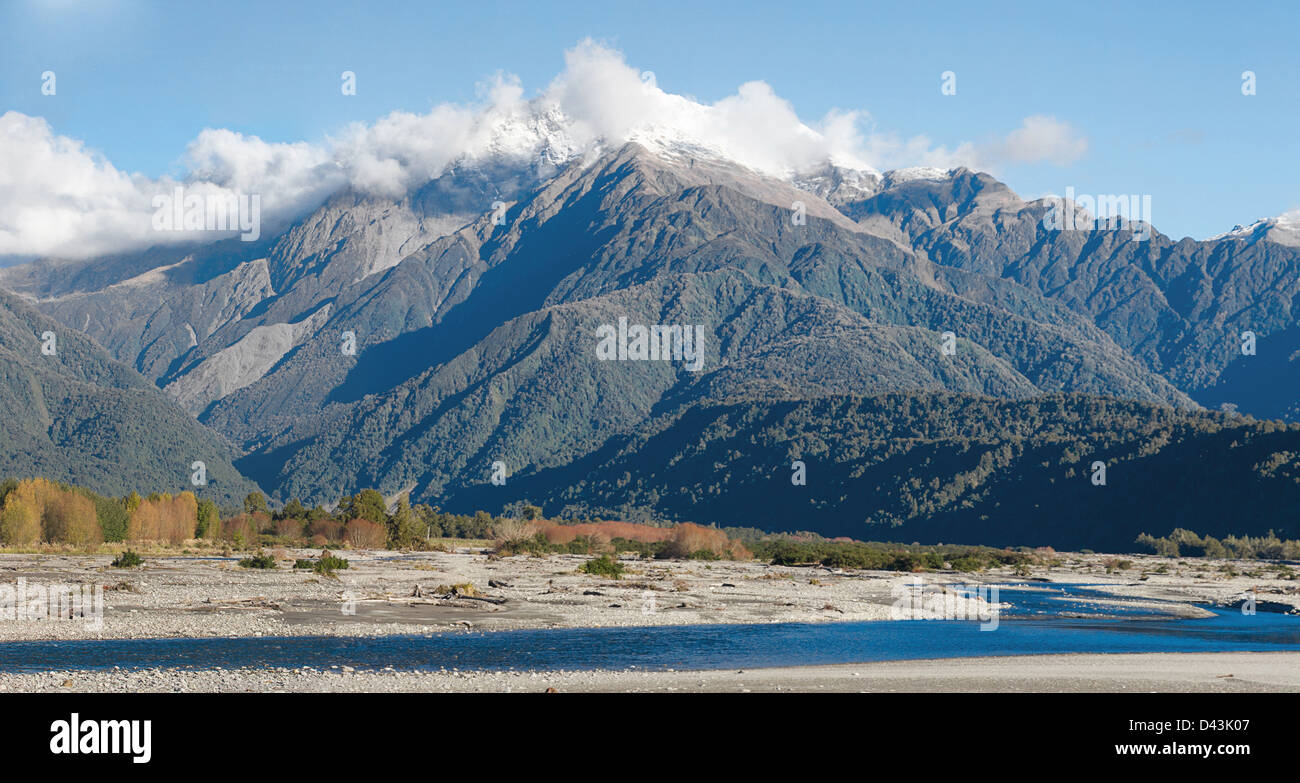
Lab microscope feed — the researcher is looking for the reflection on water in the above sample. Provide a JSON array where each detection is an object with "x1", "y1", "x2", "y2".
[{"x1": 0, "y1": 584, "x2": 1296, "y2": 673}]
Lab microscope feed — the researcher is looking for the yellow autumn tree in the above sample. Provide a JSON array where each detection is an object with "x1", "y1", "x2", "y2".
[
  {"x1": 0, "y1": 498, "x2": 41, "y2": 546},
  {"x1": 127, "y1": 491, "x2": 198, "y2": 545},
  {"x1": 42, "y1": 490, "x2": 101, "y2": 547},
  {"x1": 0, "y1": 478, "x2": 101, "y2": 547}
]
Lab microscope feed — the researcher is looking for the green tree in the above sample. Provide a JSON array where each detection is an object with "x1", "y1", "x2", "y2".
[
  {"x1": 504, "y1": 500, "x2": 543, "y2": 521},
  {"x1": 277, "y1": 498, "x2": 307, "y2": 520},
  {"x1": 343, "y1": 489, "x2": 388, "y2": 525},
  {"x1": 243, "y1": 492, "x2": 269, "y2": 516},
  {"x1": 195, "y1": 499, "x2": 220, "y2": 538},
  {"x1": 414, "y1": 504, "x2": 443, "y2": 538},
  {"x1": 0, "y1": 478, "x2": 17, "y2": 505},
  {"x1": 93, "y1": 496, "x2": 129, "y2": 542},
  {"x1": 387, "y1": 497, "x2": 424, "y2": 548}
]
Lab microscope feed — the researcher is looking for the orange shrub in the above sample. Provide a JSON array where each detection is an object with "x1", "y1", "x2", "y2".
[
  {"x1": 220, "y1": 513, "x2": 259, "y2": 545},
  {"x1": 309, "y1": 520, "x2": 343, "y2": 543},
  {"x1": 524, "y1": 519, "x2": 749, "y2": 559},
  {"x1": 275, "y1": 519, "x2": 305, "y2": 539},
  {"x1": 343, "y1": 518, "x2": 387, "y2": 549},
  {"x1": 664, "y1": 523, "x2": 749, "y2": 560},
  {"x1": 534, "y1": 520, "x2": 675, "y2": 546},
  {"x1": 253, "y1": 512, "x2": 275, "y2": 535}
]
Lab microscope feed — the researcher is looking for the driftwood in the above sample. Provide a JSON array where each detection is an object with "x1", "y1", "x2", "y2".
[
  {"x1": 365, "y1": 587, "x2": 509, "y2": 606},
  {"x1": 201, "y1": 596, "x2": 282, "y2": 610},
  {"x1": 438, "y1": 593, "x2": 507, "y2": 605}
]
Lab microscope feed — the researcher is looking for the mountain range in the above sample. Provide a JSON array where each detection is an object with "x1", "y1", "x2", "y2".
[{"x1": 3, "y1": 126, "x2": 1298, "y2": 548}]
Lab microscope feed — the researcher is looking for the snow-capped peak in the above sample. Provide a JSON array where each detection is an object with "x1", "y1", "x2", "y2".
[
  {"x1": 883, "y1": 166, "x2": 955, "y2": 185},
  {"x1": 1210, "y1": 209, "x2": 1300, "y2": 247},
  {"x1": 464, "y1": 103, "x2": 582, "y2": 167}
]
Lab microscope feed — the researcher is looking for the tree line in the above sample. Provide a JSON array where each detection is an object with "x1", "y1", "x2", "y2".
[{"x1": 0, "y1": 479, "x2": 499, "y2": 549}]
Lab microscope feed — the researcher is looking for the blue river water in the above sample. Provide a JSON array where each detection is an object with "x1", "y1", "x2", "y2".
[{"x1": 1, "y1": 584, "x2": 1296, "y2": 673}]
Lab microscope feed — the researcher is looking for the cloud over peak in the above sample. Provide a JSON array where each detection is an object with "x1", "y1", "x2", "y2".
[{"x1": 0, "y1": 40, "x2": 1087, "y2": 259}]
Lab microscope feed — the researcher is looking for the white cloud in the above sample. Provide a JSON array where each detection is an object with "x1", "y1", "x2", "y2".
[
  {"x1": 0, "y1": 41, "x2": 1088, "y2": 260},
  {"x1": 0, "y1": 112, "x2": 156, "y2": 258},
  {"x1": 992, "y1": 115, "x2": 1089, "y2": 166},
  {"x1": 185, "y1": 128, "x2": 342, "y2": 209}
]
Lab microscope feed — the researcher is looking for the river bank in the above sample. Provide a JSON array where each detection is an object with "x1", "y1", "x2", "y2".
[
  {"x1": 3, "y1": 652, "x2": 1297, "y2": 693},
  {"x1": 0, "y1": 548, "x2": 1293, "y2": 642}
]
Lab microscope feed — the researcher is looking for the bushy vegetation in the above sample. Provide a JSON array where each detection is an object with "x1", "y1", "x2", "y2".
[
  {"x1": 5, "y1": 468, "x2": 1297, "y2": 572},
  {"x1": 110, "y1": 550, "x2": 144, "y2": 568},
  {"x1": 1135, "y1": 528, "x2": 1300, "y2": 560},
  {"x1": 747, "y1": 537, "x2": 1038, "y2": 573},
  {"x1": 92, "y1": 494, "x2": 130, "y2": 542},
  {"x1": 493, "y1": 518, "x2": 751, "y2": 561},
  {"x1": 578, "y1": 554, "x2": 625, "y2": 579},
  {"x1": 318, "y1": 553, "x2": 349, "y2": 572},
  {"x1": 343, "y1": 518, "x2": 387, "y2": 549},
  {"x1": 293, "y1": 551, "x2": 349, "y2": 574},
  {"x1": 237, "y1": 551, "x2": 277, "y2": 569}
]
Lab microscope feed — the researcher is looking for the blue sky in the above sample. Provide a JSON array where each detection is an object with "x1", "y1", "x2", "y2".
[{"x1": 2, "y1": 0, "x2": 1297, "y2": 244}]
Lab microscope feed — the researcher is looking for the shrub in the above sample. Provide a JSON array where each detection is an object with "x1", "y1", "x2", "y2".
[
  {"x1": 434, "y1": 582, "x2": 478, "y2": 596},
  {"x1": 493, "y1": 517, "x2": 537, "y2": 546},
  {"x1": 294, "y1": 551, "x2": 349, "y2": 574},
  {"x1": 343, "y1": 518, "x2": 386, "y2": 549},
  {"x1": 579, "y1": 554, "x2": 624, "y2": 579},
  {"x1": 318, "y1": 553, "x2": 349, "y2": 572},
  {"x1": 195, "y1": 499, "x2": 220, "y2": 539},
  {"x1": 221, "y1": 514, "x2": 260, "y2": 547},
  {"x1": 1103, "y1": 557, "x2": 1133, "y2": 573},
  {"x1": 275, "y1": 518, "x2": 306, "y2": 540},
  {"x1": 111, "y1": 550, "x2": 144, "y2": 568},
  {"x1": 238, "y1": 551, "x2": 277, "y2": 569},
  {"x1": 1136, "y1": 529, "x2": 1300, "y2": 561},
  {"x1": 948, "y1": 555, "x2": 985, "y2": 572},
  {"x1": 660, "y1": 523, "x2": 748, "y2": 560},
  {"x1": 308, "y1": 520, "x2": 343, "y2": 544}
]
